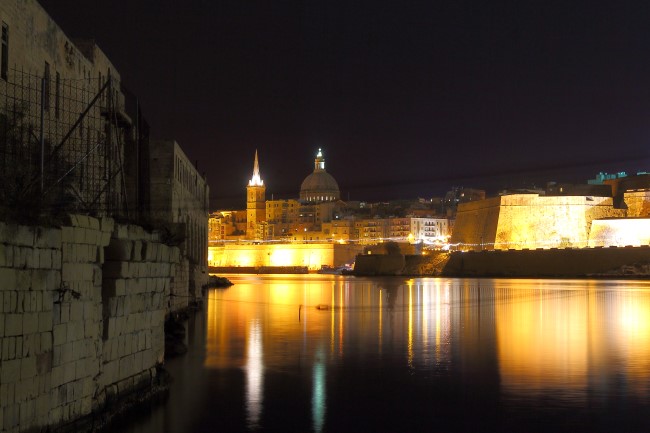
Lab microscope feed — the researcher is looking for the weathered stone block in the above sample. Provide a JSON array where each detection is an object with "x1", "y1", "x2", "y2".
[
  {"x1": 0, "y1": 244, "x2": 7, "y2": 268},
  {"x1": 41, "y1": 332, "x2": 52, "y2": 353},
  {"x1": 61, "y1": 227, "x2": 75, "y2": 244},
  {"x1": 4, "y1": 403, "x2": 19, "y2": 430},
  {"x1": 160, "y1": 245, "x2": 170, "y2": 262},
  {"x1": 142, "y1": 241, "x2": 157, "y2": 262},
  {"x1": 62, "y1": 362, "x2": 75, "y2": 385},
  {"x1": 88, "y1": 217, "x2": 100, "y2": 231},
  {"x1": 84, "y1": 320, "x2": 98, "y2": 340},
  {"x1": 70, "y1": 303, "x2": 83, "y2": 322},
  {"x1": 2, "y1": 336, "x2": 16, "y2": 361},
  {"x1": 52, "y1": 323, "x2": 68, "y2": 346},
  {"x1": 5, "y1": 314, "x2": 23, "y2": 337},
  {"x1": 0, "y1": 268, "x2": 17, "y2": 291},
  {"x1": 76, "y1": 215, "x2": 90, "y2": 229},
  {"x1": 66, "y1": 321, "x2": 85, "y2": 342},
  {"x1": 74, "y1": 227, "x2": 85, "y2": 244},
  {"x1": 115, "y1": 224, "x2": 128, "y2": 240},
  {"x1": 0, "y1": 381, "x2": 16, "y2": 407},
  {"x1": 23, "y1": 247, "x2": 36, "y2": 269},
  {"x1": 132, "y1": 240, "x2": 143, "y2": 261},
  {"x1": 118, "y1": 355, "x2": 134, "y2": 380},
  {"x1": 22, "y1": 312, "x2": 38, "y2": 335},
  {"x1": 85, "y1": 229, "x2": 99, "y2": 246},
  {"x1": 38, "y1": 312, "x2": 52, "y2": 333},
  {"x1": 35, "y1": 227, "x2": 62, "y2": 249},
  {"x1": 39, "y1": 249, "x2": 52, "y2": 269},
  {"x1": 1, "y1": 358, "x2": 20, "y2": 383},
  {"x1": 16, "y1": 269, "x2": 32, "y2": 291},
  {"x1": 20, "y1": 356, "x2": 37, "y2": 379},
  {"x1": 170, "y1": 247, "x2": 180, "y2": 262},
  {"x1": 14, "y1": 225, "x2": 35, "y2": 247},
  {"x1": 101, "y1": 217, "x2": 115, "y2": 234},
  {"x1": 19, "y1": 399, "x2": 35, "y2": 426},
  {"x1": 102, "y1": 360, "x2": 119, "y2": 387}
]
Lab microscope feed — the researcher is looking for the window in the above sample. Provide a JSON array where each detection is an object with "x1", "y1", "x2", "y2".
[
  {"x1": 55, "y1": 72, "x2": 60, "y2": 118},
  {"x1": 43, "y1": 62, "x2": 50, "y2": 110},
  {"x1": 1, "y1": 22, "x2": 8, "y2": 80}
]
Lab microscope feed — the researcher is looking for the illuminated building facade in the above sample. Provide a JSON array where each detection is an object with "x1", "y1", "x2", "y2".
[
  {"x1": 246, "y1": 150, "x2": 266, "y2": 240},
  {"x1": 451, "y1": 194, "x2": 626, "y2": 250}
]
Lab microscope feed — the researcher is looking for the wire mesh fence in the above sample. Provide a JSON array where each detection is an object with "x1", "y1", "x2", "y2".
[{"x1": 0, "y1": 67, "x2": 127, "y2": 221}]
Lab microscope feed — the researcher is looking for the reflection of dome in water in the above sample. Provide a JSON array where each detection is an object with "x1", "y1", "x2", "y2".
[{"x1": 300, "y1": 149, "x2": 340, "y2": 203}]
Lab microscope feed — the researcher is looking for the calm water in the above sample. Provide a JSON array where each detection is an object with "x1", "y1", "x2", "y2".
[{"x1": 115, "y1": 275, "x2": 650, "y2": 433}]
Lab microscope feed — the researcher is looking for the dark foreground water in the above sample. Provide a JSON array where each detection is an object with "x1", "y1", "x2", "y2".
[{"x1": 112, "y1": 275, "x2": 650, "y2": 433}]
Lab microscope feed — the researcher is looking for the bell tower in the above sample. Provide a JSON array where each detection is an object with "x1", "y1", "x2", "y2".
[{"x1": 246, "y1": 150, "x2": 266, "y2": 239}]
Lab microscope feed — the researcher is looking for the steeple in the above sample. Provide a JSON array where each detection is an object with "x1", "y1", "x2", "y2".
[
  {"x1": 314, "y1": 148, "x2": 325, "y2": 171},
  {"x1": 248, "y1": 150, "x2": 264, "y2": 186}
]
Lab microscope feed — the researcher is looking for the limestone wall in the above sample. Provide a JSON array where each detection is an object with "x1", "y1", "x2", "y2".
[
  {"x1": 0, "y1": 216, "x2": 182, "y2": 433},
  {"x1": 588, "y1": 218, "x2": 650, "y2": 247},
  {"x1": 624, "y1": 191, "x2": 650, "y2": 217},
  {"x1": 452, "y1": 194, "x2": 624, "y2": 250},
  {"x1": 100, "y1": 223, "x2": 178, "y2": 406}
]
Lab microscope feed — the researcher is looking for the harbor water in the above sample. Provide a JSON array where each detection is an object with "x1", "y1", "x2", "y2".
[{"x1": 112, "y1": 275, "x2": 650, "y2": 432}]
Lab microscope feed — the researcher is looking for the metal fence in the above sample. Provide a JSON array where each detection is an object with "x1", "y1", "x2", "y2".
[{"x1": 0, "y1": 67, "x2": 128, "y2": 219}]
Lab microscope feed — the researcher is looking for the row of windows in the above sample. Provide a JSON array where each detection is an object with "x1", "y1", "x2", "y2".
[
  {"x1": 175, "y1": 155, "x2": 205, "y2": 200},
  {"x1": 1, "y1": 22, "x2": 8, "y2": 81}
]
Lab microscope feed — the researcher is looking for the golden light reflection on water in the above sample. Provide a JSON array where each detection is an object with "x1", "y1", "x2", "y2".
[
  {"x1": 205, "y1": 275, "x2": 650, "y2": 425},
  {"x1": 495, "y1": 280, "x2": 650, "y2": 401}
]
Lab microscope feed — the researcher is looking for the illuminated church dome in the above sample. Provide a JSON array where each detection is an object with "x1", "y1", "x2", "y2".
[{"x1": 300, "y1": 148, "x2": 340, "y2": 203}]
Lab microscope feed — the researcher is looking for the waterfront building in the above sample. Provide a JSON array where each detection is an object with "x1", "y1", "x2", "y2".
[
  {"x1": 0, "y1": 0, "x2": 131, "y2": 218},
  {"x1": 451, "y1": 194, "x2": 625, "y2": 250},
  {"x1": 148, "y1": 139, "x2": 210, "y2": 299}
]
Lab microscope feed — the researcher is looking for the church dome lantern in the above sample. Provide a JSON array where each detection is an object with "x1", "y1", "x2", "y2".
[{"x1": 300, "y1": 148, "x2": 340, "y2": 203}]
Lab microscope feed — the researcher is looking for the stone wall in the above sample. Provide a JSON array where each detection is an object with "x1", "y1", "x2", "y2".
[
  {"x1": 99, "y1": 223, "x2": 178, "y2": 409},
  {"x1": 588, "y1": 218, "x2": 650, "y2": 247},
  {"x1": 451, "y1": 194, "x2": 624, "y2": 250},
  {"x1": 0, "y1": 215, "x2": 182, "y2": 432},
  {"x1": 208, "y1": 242, "x2": 363, "y2": 270},
  {"x1": 355, "y1": 247, "x2": 650, "y2": 277}
]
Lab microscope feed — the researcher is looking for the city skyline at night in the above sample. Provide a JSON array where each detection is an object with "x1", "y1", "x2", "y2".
[{"x1": 38, "y1": 0, "x2": 650, "y2": 207}]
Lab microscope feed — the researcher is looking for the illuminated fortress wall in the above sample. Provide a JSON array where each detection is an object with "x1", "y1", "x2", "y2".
[
  {"x1": 588, "y1": 218, "x2": 650, "y2": 247},
  {"x1": 624, "y1": 191, "x2": 650, "y2": 217},
  {"x1": 208, "y1": 243, "x2": 362, "y2": 270},
  {"x1": 452, "y1": 194, "x2": 624, "y2": 250}
]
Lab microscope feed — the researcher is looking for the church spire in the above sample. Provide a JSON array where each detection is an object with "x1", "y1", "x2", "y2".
[{"x1": 248, "y1": 150, "x2": 264, "y2": 186}]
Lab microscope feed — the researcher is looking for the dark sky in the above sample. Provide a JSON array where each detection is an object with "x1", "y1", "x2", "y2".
[{"x1": 39, "y1": 0, "x2": 650, "y2": 208}]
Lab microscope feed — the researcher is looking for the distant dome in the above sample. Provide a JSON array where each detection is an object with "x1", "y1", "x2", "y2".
[{"x1": 300, "y1": 149, "x2": 340, "y2": 203}]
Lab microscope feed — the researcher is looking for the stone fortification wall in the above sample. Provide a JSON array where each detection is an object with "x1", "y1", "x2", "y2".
[
  {"x1": 354, "y1": 254, "x2": 406, "y2": 276},
  {"x1": 451, "y1": 194, "x2": 624, "y2": 250},
  {"x1": 171, "y1": 258, "x2": 189, "y2": 313},
  {"x1": 441, "y1": 246, "x2": 650, "y2": 277},
  {"x1": 209, "y1": 243, "x2": 341, "y2": 270},
  {"x1": 100, "y1": 223, "x2": 179, "y2": 409},
  {"x1": 589, "y1": 218, "x2": 650, "y2": 247},
  {"x1": 355, "y1": 247, "x2": 650, "y2": 277},
  {"x1": 624, "y1": 191, "x2": 650, "y2": 217},
  {"x1": 0, "y1": 215, "x2": 181, "y2": 433}
]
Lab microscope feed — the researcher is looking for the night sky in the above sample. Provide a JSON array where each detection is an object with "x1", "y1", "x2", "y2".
[{"x1": 39, "y1": 0, "x2": 650, "y2": 209}]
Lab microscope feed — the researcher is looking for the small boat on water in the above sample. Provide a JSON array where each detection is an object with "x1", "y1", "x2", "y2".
[{"x1": 317, "y1": 263, "x2": 354, "y2": 275}]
